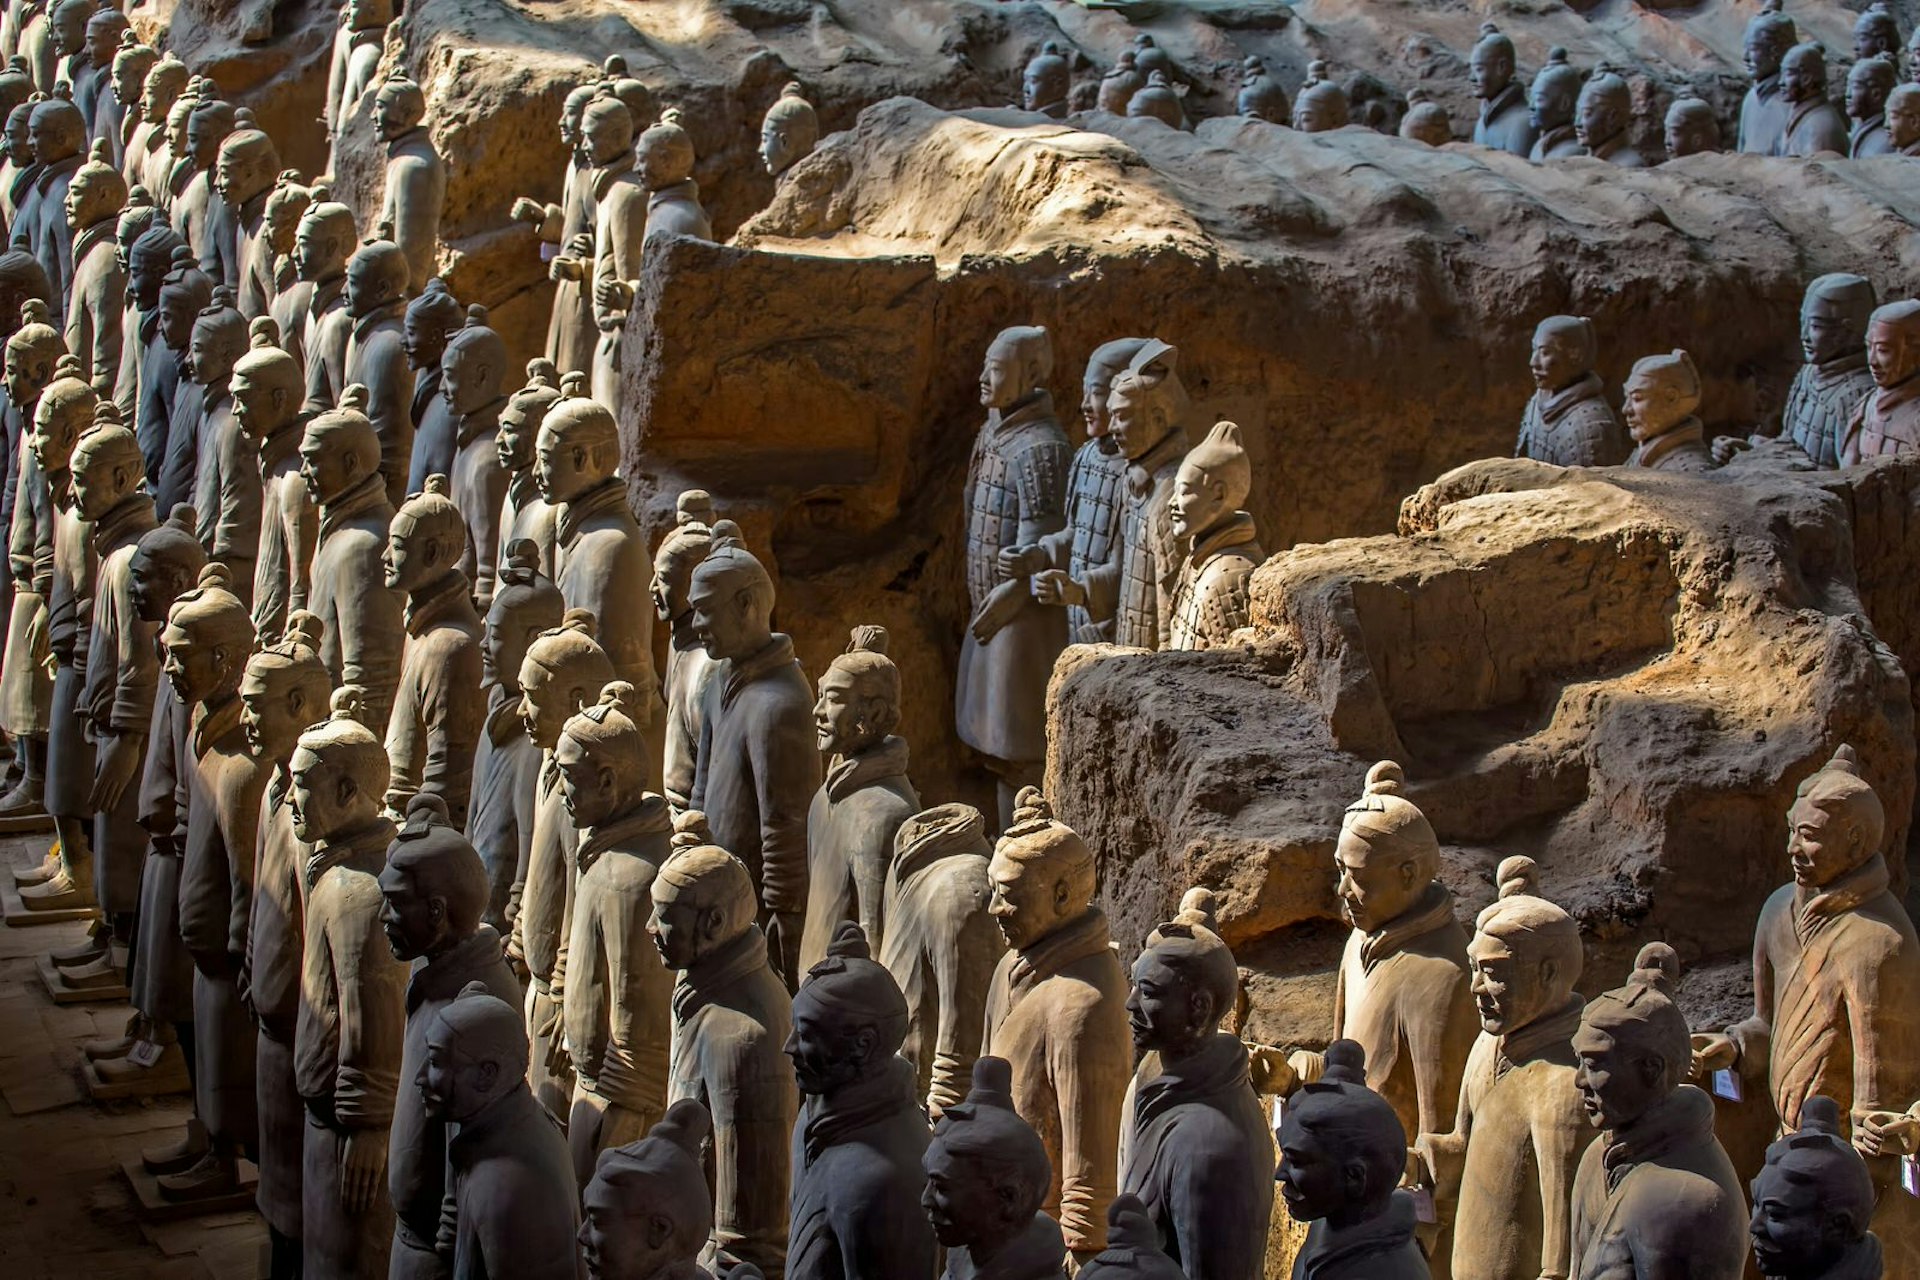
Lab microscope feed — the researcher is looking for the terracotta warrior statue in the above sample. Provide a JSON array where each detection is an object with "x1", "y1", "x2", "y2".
[
  {"x1": 468, "y1": 537, "x2": 561, "y2": 929},
  {"x1": 1849, "y1": 55, "x2": 1898, "y2": 156},
  {"x1": 1515, "y1": 315, "x2": 1627, "y2": 466},
  {"x1": 295, "y1": 189, "x2": 356, "y2": 416},
  {"x1": 651, "y1": 497, "x2": 716, "y2": 812},
  {"x1": 1720, "y1": 274, "x2": 1875, "y2": 469},
  {"x1": 237, "y1": 611, "x2": 330, "y2": 1273},
  {"x1": 97, "y1": 27, "x2": 152, "y2": 167},
  {"x1": 800, "y1": 625, "x2": 918, "y2": 972},
  {"x1": 1570, "y1": 943, "x2": 1748, "y2": 1278},
  {"x1": 1269, "y1": 763, "x2": 1475, "y2": 1146},
  {"x1": 1400, "y1": 92, "x2": 1453, "y2": 146},
  {"x1": 1752, "y1": 1096, "x2": 1884, "y2": 1280},
  {"x1": 957, "y1": 325, "x2": 1068, "y2": 827},
  {"x1": 176, "y1": 89, "x2": 235, "y2": 273},
  {"x1": 547, "y1": 91, "x2": 631, "y2": 407},
  {"x1": 1884, "y1": 84, "x2": 1920, "y2": 154},
  {"x1": 1280, "y1": 1040, "x2": 1431, "y2": 1280},
  {"x1": 374, "y1": 69, "x2": 443, "y2": 294},
  {"x1": 1690, "y1": 745, "x2": 1920, "y2": 1268},
  {"x1": 163, "y1": 564, "x2": 264, "y2": 1199},
  {"x1": 1576, "y1": 67, "x2": 1647, "y2": 166},
  {"x1": 1071, "y1": 339, "x2": 1188, "y2": 652},
  {"x1": 402, "y1": 276, "x2": 462, "y2": 495},
  {"x1": 1529, "y1": 48, "x2": 1583, "y2": 160},
  {"x1": 1855, "y1": 0, "x2": 1901, "y2": 63},
  {"x1": 510, "y1": 611, "x2": 614, "y2": 1120},
  {"x1": 323, "y1": 0, "x2": 391, "y2": 178},
  {"x1": 880, "y1": 803, "x2": 1005, "y2": 1120},
  {"x1": 980, "y1": 789, "x2": 1128, "y2": 1261},
  {"x1": 129, "y1": 52, "x2": 185, "y2": 199},
  {"x1": 579, "y1": 1100, "x2": 726, "y2": 1280},
  {"x1": 383, "y1": 473, "x2": 483, "y2": 825},
  {"x1": 293, "y1": 689, "x2": 408, "y2": 1279},
  {"x1": 1075, "y1": 1195, "x2": 1187, "y2": 1280},
  {"x1": 1121, "y1": 889, "x2": 1273, "y2": 1279},
  {"x1": 442, "y1": 304, "x2": 509, "y2": 605},
  {"x1": 341, "y1": 237, "x2": 413, "y2": 506},
  {"x1": 1126, "y1": 72, "x2": 1186, "y2": 130},
  {"x1": 120, "y1": 211, "x2": 174, "y2": 457},
  {"x1": 378, "y1": 794, "x2": 522, "y2": 1279},
  {"x1": 0, "y1": 295, "x2": 59, "y2": 824},
  {"x1": 421, "y1": 982, "x2": 581, "y2": 1280},
  {"x1": 1664, "y1": 96, "x2": 1723, "y2": 158},
  {"x1": 209, "y1": 117, "x2": 277, "y2": 318},
  {"x1": 495, "y1": 357, "x2": 560, "y2": 573},
  {"x1": 1740, "y1": 0, "x2": 1799, "y2": 155},
  {"x1": 1098, "y1": 52, "x2": 1143, "y2": 116},
  {"x1": 1167, "y1": 420, "x2": 1263, "y2": 651},
  {"x1": 686, "y1": 534, "x2": 818, "y2": 988},
  {"x1": 63, "y1": 138, "x2": 125, "y2": 395},
  {"x1": 1293, "y1": 61, "x2": 1351, "y2": 133},
  {"x1": 232, "y1": 317, "x2": 313, "y2": 639},
  {"x1": 17, "y1": 88, "x2": 86, "y2": 324},
  {"x1": 1623, "y1": 349, "x2": 1712, "y2": 472},
  {"x1": 1840, "y1": 300, "x2": 1920, "y2": 463},
  {"x1": 188, "y1": 288, "x2": 260, "y2": 606},
  {"x1": 1412, "y1": 857, "x2": 1594, "y2": 1280},
  {"x1": 650, "y1": 820, "x2": 795, "y2": 1276},
  {"x1": 513, "y1": 80, "x2": 596, "y2": 375},
  {"x1": 787, "y1": 920, "x2": 938, "y2": 1280},
  {"x1": 1469, "y1": 23, "x2": 1535, "y2": 156},
  {"x1": 607, "y1": 107, "x2": 709, "y2": 410},
  {"x1": 299, "y1": 384, "x2": 404, "y2": 731},
  {"x1": 552, "y1": 680, "x2": 676, "y2": 1182},
  {"x1": 1023, "y1": 43, "x2": 1070, "y2": 118},
  {"x1": 1237, "y1": 55, "x2": 1289, "y2": 124},
  {"x1": 924, "y1": 1056, "x2": 1067, "y2": 1279},
  {"x1": 1780, "y1": 43, "x2": 1849, "y2": 157},
  {"x1": 760, "y1": 81, "x2": 819, "y2": 176}
]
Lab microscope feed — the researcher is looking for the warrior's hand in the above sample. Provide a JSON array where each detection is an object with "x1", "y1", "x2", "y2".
[
  {"x1": 594, "y1": 277, "x2": 634, "y2": 313},
  {"x1": 1246, "y1": 1044, "x2": 1299, "y2": 1096},
  {"x1": 1688, "y1": 1031, "x2": 1738, "y2": 1079},
  {"x1": 90, "y1": 730, "x2": 142, "y2": 813},
  {"x1": 549, "y1": 255, "x2": 584, "y2": 283},
  {"x1": 341, "y1": 1127, "x2": 389, "y2": 1214},
  {"x1": 1710, "y1": 436, "x2": 1753, "y2": 465},
  {"x1": 998, "y1": 544, "x2": 1048, "y2": 580},
  {"x1": 1857, "y1": 1109, "x2": 1920, "y2": 1158},
  {"x1": 510, "y1": 197, "x2": 544, "y2": 225},
  {"x1": 969, "y1": 580, "x2": 1027, "y2": 644},
  {"x1": 1032, "y1": 569, "x2": 1087, "y2": 608}
]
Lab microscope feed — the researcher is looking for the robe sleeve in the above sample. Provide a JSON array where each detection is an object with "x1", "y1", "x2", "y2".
[
  {"x1": 1050, "y1": 1001, "x2": 1124, "y2": 1252},
  {"x1": 747, "y1": 692, "x2": 818, "y2": 916},
  {"x1": 1533, "y1": 1083, "x2": 1585, "y2": 1280},
  {"x1": 927, "y1": 887, "x2": 999, "y2": 1118},
  {"x1": 330, "y1": 877, "x2": 406, "y2": 1128},
  {"x1": 1727, "y1": 903, "x2": 1776, "y2": 1082}
]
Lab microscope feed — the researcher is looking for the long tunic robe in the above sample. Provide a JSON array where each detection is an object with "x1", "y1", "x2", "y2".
[
  {"x1": 446, "y1": 1085, "x2": 579, "y2": 1280},
  {"x1": 464, "y1": 685, "x2": 539, "y2": 931},
  {"x1": 80, "y1": 495, "x2": 157, "y2": 913},
  {"x1": 307, "y1": 472, "x2": 403, "y2": 734},
  {"x1": 1473, "y1": 82, "x2": 1538, "y2": 156},
  {"x1": 787, "y1": 1055, "x2": 936, "y2": 1280},
  {"x1": 383, "y1": 571, "x2": 484, "y2": 826},
  {"x1": 800, "y1": 735, "x2": 917, "y2": 974}
]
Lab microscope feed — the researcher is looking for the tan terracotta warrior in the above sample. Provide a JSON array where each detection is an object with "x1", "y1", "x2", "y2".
[
  {"x1": 650, "y1": 819, "x2": 795, "y2": 1276},
  {"x1": 1006, "y1": 337, "x2": 1142, "y2": 645},
  {"x1": 1849, "y1": 55, "x2": 1899, "y2": 157},
  {"x1": 62, "y1": 138, "x2": 124, "y2": 395},
  {"x1": 49, "y1": 0, "x2": 96, "y2": 125},
  {"x1": 292, "y1": 689, "x2": 407, "y2": 1279},
  {"x1": 1780, "y1": 43, "x2": 1849, "y2": 157},
  {"x1": 1889, "y1": 85, "x2": 1920, "y2": 155},
  {"x1": 1167, "y1": 421, "x2": 1263, "y2": 651},
  {"x1": 1624, "y1": 349, "x2": 1713, "y2": 472},
  {"x1": 1023, "y1": 44, "x2": 1070, "y2": 119},
  {"x1": 157, "y1": 83, "x2": 201, "y2": 223},
  {"x1": 1293, "y1": 62, "x2": 1351, "y2": 133},
  {"x1": 209, "y1": 117, "x2": 277, "y2": 318},
  {"x1": 957, "y1": 325, "x2": 1068, "y2": 827},
  {"x1": 1470, "y1": 24, "x2": 1536, "y2": 156},
  {"x1": 579, "y1": 1099, "x2": 724, "y2": 1280},
  {"x1": 880, "y1": 803, "x2": 1004, "y2": 1119},
  {"x1": 16, "y1": 88, "x2": 86, "y2": 324},
  {"x1": 377, "y1": 795, "x2": 522, "y2": 1280},
  {"x1": 761, "y1": 81, "x2": 818, "y2": 176},
  {"x1": 0, "y1": 63, "x2": 34, "y2": 229},
  {"x1": 340, "y1": 237, "x2": 413, "y2": 506},
  {"x1": 1121, "y1": 890, "x2": 1273, "y2": 1280},
  {"x1": 1741, "y1": 1, "x2": 1799, "y2": 155},
  {"x1": 512, "y1": 81, "x2": 597, "y2": 376},
  {"x1": 1570, "y1": 943, "x2": 1748, "y2": 1279},
  {"x1": 686, "y1": 534, "x2": 819, "y2": 989},
  {"x1": 261, "y1": 171, "x2": 312, "y2": 370},
  {"x1": 650, "y1": 497, "x2": 716, "y2": 813},
  {"x1": 467, "y1": 537, "x2": 561, "y2": 930},
  {"x1": 382, "y1": 473, "x2": 483, "y2": 825},
  {"x1": 128, "y1": 52, "x2": 185, "y2": 198},
  {"x1": 510, "y1": 611, "x2": 614, "y2": 1121},
  {"x1": 1412, "y1": 857, "x2": 1595, "y2": 1280},
  {"x1": 1840, "y1": 301, "x2": 1920, "y2": 464},
  {"x1": 97, "y1": 28, "x2": 152, "y2": 168},
  {"x1": 549, "y1": 90, "x2": 631, "y2": 411},
  {"x1": 1529, "y1": 49, "x2": 1584, "y2": 160},
  {"x1": 1664, "y1": 96, "x2": 1722, "y2": 158},
  {"x1": 442, "y1": 304, "x2": 509, "y2": 605},
  {"x1": 1722, "y1": 275, "x2": 1876, "y2": 469},
  {"x1": 800, "y1": 625, "x2": 918, "y2": 972},
  {"x1": 496, "y1": 357, "x2": 560, "y2": 575},
  {"x1": 1237, "y1": 55, "x2": 1289, "y2": 124},
  {"x1": 980, "y1": 789, "x2": 1129, "y2": 1260},
  {"x1": 1516, "y1": 315, "x2": 1628, "y2": 467},
  {"x1": 1400, "y1": 92, "x2": 1453, "y2": 146},
  {"x1": 188, "y1": 288, "x2": 260, "y2": 606},
  {"x1": 924, "y1": 1056, "x2": 1068, "y2": 1280},
  {"x1": 231, "y1": 317, "x2": 314, "y2": 640},
  {"x1": 163, "y1": 564, "x2": 266, "y2": 1200},
  {"x1": 1098, "y1": 52, "x2": 1143, "y2": 116},
  {"x1": 322, "y1": 0, "x2": 390, "y2": 179},
  {"x1": 1576, "y1": 68, "x2": 1648, "y2": 166},
  {"x1": 373, "y1": 69, "x2": 443, "y2": 295},
  {"x1": 1691, "y1": 745, "x2": 1920, "y2": 1268},
  {"x1": 236, "y1": 610, "x2": 329, "y2": 1270},
  {"x1": 0, "y1": 296, "x2": 60, "y2": 824},
  {"x1": 300, "y1": 384, "x2": 403, "y2": 731},
  {"x1": 1753, "y1": 1097, "x2": 1885, "y2": 1280},
  {"x1": 552, "y1": 680, "x2": 675, "y2": 1183},
  {"x1": 175, "y1": 88, "x2": 234, "y2": 272},
  {"x1": 294, "y1": 188, "x2": 356, "y2": 416},
  {"x1": 1127, "y1": 72, "x2": 1186, "y2": 130},
  {"x1": 401, "y1": 275, "x2": 461, "y2": 495}
]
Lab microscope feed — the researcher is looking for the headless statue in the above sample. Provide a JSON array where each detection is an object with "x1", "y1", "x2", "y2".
[
  {"x1": 651, "y1": 496, "x2": 716, "y2": 813},
  {"x1": 787, "y1": 921, "x2": 938, "y2": 1280},
  {"x1": 1780, "y1": 42, "x2": 1849, "y2": 157},
  {"x1": 341, "y1": 237, "x2": 412, "y2": 506},
  {"x1": 402, "y1": 275, "x2": 461, "y2": 494},
  {"x1": 800, "y1": 625, "x2": 918, "y2": 972},
  {"x1": 63, "y1": 138, "x2": 125, "y2": 395},
  {"x1": 188, "y1": 288, "x2": 260, "y2": 606},
  {"x1": 1740, "y1": 2, "x2": 1799, "y2": 155},
  {"x1": 924, "y1": 1056, "x2": 1067, "y2": 1279},
  {"x1": 1849, "y1": 55, "x2": 1898, "y2": 157},
  {"x1": 761, "y1": 81, "x2": 819, "y2": 175},
  {"x1": 441, "y1": 304, "x2": 508, "y2": 604},
  {"x1": 1840, "y1": 300, "x2": 1920, "y2": 463},
  {"x1": 1470, "y1": 23, "x2": 1536, "y2": 156},
  {"x1": 513, "y1": 80, "x2": 597, "y2": 375},
  {"x1": 1515, "y1": 315, "x2": 1627, "y2": 467},
  {"x1": 378, "y1": 795, "x2": 522, "y2": 1280},
  {"x1": 374, "y1": 69, "x2": 443, "y2": 294},
  {"x1": 1529, "y1": 49, "x2": 1584, "y2": 160},
  {"x1": 880, "y1": 803, "x2": 1005, "y2": 1119},
  {"x1": 580, "y1": 1099, "x2": 736, "y2": 1280},
  {"x1": 650, "y1": 821, "x2": 795, "y2": 1276},
  {"x1": 1624, "y1": 349, "x2": 1712, "y2": 472},
  {"x1": 980, "y1": 789, "x2": 1128, "y2": 1261},
  {"x1": 231, "y1": 316, "x2": 314, "y2": 639},
  {"x1": 1569, "y1": 943, "x2": 1748, "y2": 1278},
  {"x1": 1167, "y1": 420, "x2": 1264, "y2": 650},
  {"x1": 1753, "y1": 1096, "x2": 1885, "y2": 1280}
]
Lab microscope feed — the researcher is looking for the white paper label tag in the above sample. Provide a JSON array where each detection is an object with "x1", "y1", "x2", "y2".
[
  {"x1": 1711, "y1": 1069, "x2": 1742, "y2": 1102},
  {"x1": 1903, "y1": 1155, "x2": 1920, "y2": 1197},
  {"x1": 1409, "y1": 1186, "x2": 1436, "y2": 1224},
  {"x1": 1270, "y1": 1095, "x2": 1285, "y2": 1135},
  {"x1": 539, "y1": 243, "x2": 559, "y2": 262},
  {"x1": 126, "y1": 1039, "x2": 161, "y2": 1068}
]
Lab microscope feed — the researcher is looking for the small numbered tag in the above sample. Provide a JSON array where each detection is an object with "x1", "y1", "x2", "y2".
[
  {"x1": 539, "y1": 243, "x2": 559, "y2": 262},
  {"x1": 1711, "y1": 1069, "x2": 1742, "y2": 1102},
  {"x1": 1408, "y1": 1186, "x2": 1436, "y2": 1224},
  {"x1": 1270, "y1": 1095, "x2": 1286, "y2": 1135},
  {"x1": 1903, "y1": 1156, "x2": 1920, "y2": 1198},
  {"x1": 125, "y1": 1039, "x2": 162, "y2": 1069}
]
